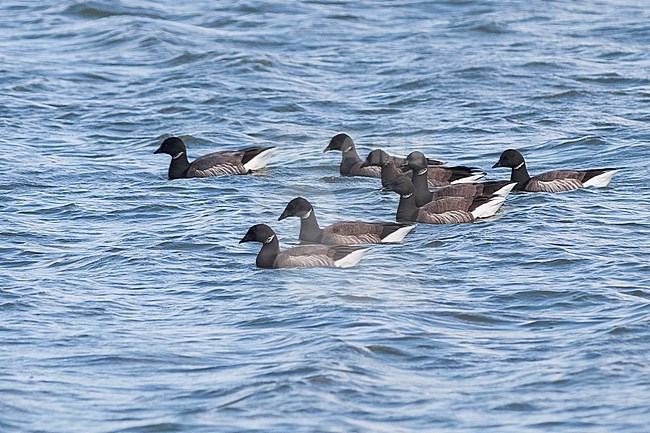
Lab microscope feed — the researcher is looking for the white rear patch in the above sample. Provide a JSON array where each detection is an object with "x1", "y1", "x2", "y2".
[
  {"x1": 583, "y1": 169, "x2": 619, "y2": 187},
  {"x1": 471, "y1": 196, "x2": 506, "y2": 219},
  {"x1": 493, "y1": 182, "x2": 517, "y2": 197},
  {"x1": 243, "y1": 147, "x2": 277, "y2": 172},
  {"x1": 334, "y1": 248, "x2": 370, "y2": 268},
  {"x1": 381, "y1": 225, "x2": 415, "y2": 243},
  {"x1": 451, "y1": 173, "x2": 486, "y2": 184}
]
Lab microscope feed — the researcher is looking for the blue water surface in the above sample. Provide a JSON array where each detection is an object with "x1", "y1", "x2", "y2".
[{"x1": 1, "y1": 1, "x2": 649, "y2": 432}]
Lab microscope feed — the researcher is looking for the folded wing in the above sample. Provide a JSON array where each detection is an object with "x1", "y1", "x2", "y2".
[
  {"x1": 417, "y1": 196, "x2": 477, "y2": 224},
  {"x1": 527, "y1": 170, "x2": 584, "y2": 192},
  {"x1": 274, "y1": 244, "x2": 368, "y2": 268},
  {"x1": 187, "y1": 151, "x2": 248, "y2": 177}
]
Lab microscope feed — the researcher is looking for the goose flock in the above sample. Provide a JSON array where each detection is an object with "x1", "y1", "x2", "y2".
[{"x1": 154, "y1": 134, "x2": 620, "y2": 269}]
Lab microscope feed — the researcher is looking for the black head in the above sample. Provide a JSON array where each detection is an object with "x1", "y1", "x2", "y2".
[
  {"x1": 385, "y1": 175, "x2": 415, "y2": 196},
  {"x1": 361, "y1": 149, "x2": 391, "y2": 168},
  {"x1": 324, "y1": 133, "x2": 355, "y2": 153},
  {"x1": 404, "y1": 151, "x2": 428, "y2": 170},
  {"x1": 278, "y1": 197, "x2": 313, "y2": 220},
  {"x1": 493, "y1": 149, "x2": 525, "y2": 169},
  {"x1": 154, "y1": 137, "x2": 187, "y2": 156},
  {"x1": 240, "y1": 224, "x2": 277, "y2": 244}
]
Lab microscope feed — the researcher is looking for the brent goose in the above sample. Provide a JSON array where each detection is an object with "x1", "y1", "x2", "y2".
[
  {"x1": 361, "y1": 149, "x2": 486, "y2": 188},
  {"x1": 404, "y1": 151, "x2": 516, "y2": 206},
  {"x1": 323, "y1": 133, "x2": 443, "y2": 178},
  {"x1": 240, "y1": 224, "x2": 370, "y2": 268},
  {"x1": 278, "y1": 197, "x2": 415, "y2": 245},
  {"x1": 154, "y1": 136, "x2": 276, "y2": 180},
  {"x1": 492, "y1": 149, "x2": 620, "y2": 192},
  {"x1": 360, "y1": 149, "x2": 407, "y2": 187},
  {"x1": 386, "y1": 176, "x2": 506, "y2": 224}
]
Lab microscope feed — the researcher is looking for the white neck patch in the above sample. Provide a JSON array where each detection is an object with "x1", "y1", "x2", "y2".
[
  {"x1": 172, "y1": 151, "x2": 185, "y2": 160},
  {"x1": 402, "y1": 193, "x2": 413, "y2": 199},
  {"x1": 300, "y1": 209, "x2": 312, "y2": 219},
  {"x1": 514, "y1": 161, "x2": 525, "y2": 170},
  {"x1": 417, "y1": 168, "x2": 428, "y2": 176},
  {"x1": 342, "y1": 145, "x2": 353, "y2": 152},
  {"x1": 264, "y1": 234, "x2": 275, "y2": 244}
]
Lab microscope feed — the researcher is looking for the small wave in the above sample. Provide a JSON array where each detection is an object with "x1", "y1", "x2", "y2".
[
  {"x1": 17, "y1": 202, "x2": 81, "y2": 216},
  {"x1": 58, "y1": 1, "x2": 165, "y2": 20},
  {"x1": 366, "y1": 344, "x2": 409, "y2": 357},
  {"x1": 493, "y1": 402, "x2": 537, "y2": 412},
  {"x1": 520, "y1": 60, "x2": 566, "y2": 70},
  {"x1": 532, "y1": 89, "x2": 583, "y2": 101},
  {"x1": 112, "y1": 423, "x2": 184, "y2": 433},
  {"x1": 521, "y1": 319, "x2": 567, "y2": 328},
  {"x1": 454, "y1": 312, "x2": 514, "y2": 325},
  {"x1": 560, "y1": 135, "x2": 608, "y2": 146},
  {"x1": 269, "y1": 103, "x2": 306, "y2": 113},
  {"x1": 454, "y1": 66, "x2": 499, "y2": 78},
  {"x1": 449, "y1": 17, "x2": 512, "y2": 35},
  {"x1": 573, "y1": 72, "x2": 649, "y2": 86}
]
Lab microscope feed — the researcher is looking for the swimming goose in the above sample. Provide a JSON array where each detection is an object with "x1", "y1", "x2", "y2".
[
  {"x1": 404, "y1": 151, "x2": 516, "y2": 206},
  {"x1": 360, "y1": 149, "x2": 407, "y2": 187},
  {"x1": 492, "y1": 149, "x2": 620, "y2": 192},
  {"x1": 323, "y1": 133, "x2": 443, "y2": 178},
  {"x1": 386, "y1": 176, "x2": 506, "y2": 224},
  {"x1": 154, "y1": 136, "x2": 276, "y2": 180},
  {"x1": 239, "y1": 224, "x2": 370, "y2": 268},
  {"x1": 278, "y1": 197, "x2": 415, "y2": 245},
  {"x1": 361, "y1": 149, "x2": 486, "y2": 188}
]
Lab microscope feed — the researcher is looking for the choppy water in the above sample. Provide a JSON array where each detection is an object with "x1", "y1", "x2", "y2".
[{"x1": 2, "y1": 1, "x2": 650, "y2": 432}]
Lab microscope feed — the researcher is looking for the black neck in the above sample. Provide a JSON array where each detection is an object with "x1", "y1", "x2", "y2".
[
  {"x1": 396, "y1": 193, "x2": 419, "y2": 222},
  {"x1": 411, "y1": 169, "x2": 433, "y2": 207},
  {"x1": 510, "y1": 163, "x2": 531, "y2": 190},
  {"x1": 256, "y1": 236, "x2": 280, "y2": 268},
  {"x1": 340, "y1": 148, "x2": 362, "y2": 172},
  {"x1": 168, "y1": 153, "x2": 191, "y2": 180},
  {"x1": 299, "y1": 211, "x2": 323, "y2": 243},
  {"x1": 381, "y1": 160, "x2": 403, "y2": 187}
]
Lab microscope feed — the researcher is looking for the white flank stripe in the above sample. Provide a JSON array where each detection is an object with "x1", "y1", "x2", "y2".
[
  {"x1": 195, "y1": 164, "x2": 243, "y2": 177},
  {"x1": 493, "y1": 182, "x2": 517, "y2": 197},
  {"x1": 334, "y1": 248, "x2": 370, "y2": 268},
  {"x1": 583, "y1": 169, "x2": 619, "y2": 187},
  {"x1": 471, "y1": 196, "x2": 506, "y2": 219},
  {"x1": 425, "y1": 210, "x2": 472, "y2": 224},
  {"x1": 532, "y1": 178, "x2": 582, "y2": 192},
  {"x1": 244, "y1": 147, "x2": 277, "y2": 172},
  {"x1": 451, "y1": 173, "x2": 486, "y2": 184},
  {"x1": 381, "y1": 225, "x2": 416, "y2": 243}
]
